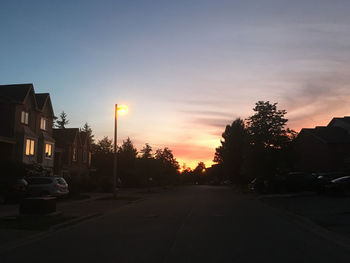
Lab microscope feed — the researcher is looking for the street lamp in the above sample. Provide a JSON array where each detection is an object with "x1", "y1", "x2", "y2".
[{"x1": 113, "y1": 104, "x2": 128, "y2": 198}]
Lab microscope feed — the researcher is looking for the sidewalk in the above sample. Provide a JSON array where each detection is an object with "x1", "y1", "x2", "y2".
[{"x1": 0, "y1": 187, "x2": 165, "y2": 252}]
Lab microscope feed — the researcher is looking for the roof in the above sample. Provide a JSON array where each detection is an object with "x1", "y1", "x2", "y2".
[
  {"x1": 53, "y1": 128, "x2": 80, "y2": 146},
  {"x1": 0, "y1": 83, "x2": 34, "y2": 103},
  {"x1": 35, "y1": 93, "x2": 50, "y2": 110},
  {"x1": 329, "y1": 116, "x2": 350, "y2": 125},
  {"x1": 299, "y1": 126, "x2": 350, "y2": 144}
]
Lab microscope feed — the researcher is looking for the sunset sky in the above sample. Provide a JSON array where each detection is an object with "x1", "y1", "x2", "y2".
[{"x1": 1, "y1": 0, "x2": 350, "y2": 169}]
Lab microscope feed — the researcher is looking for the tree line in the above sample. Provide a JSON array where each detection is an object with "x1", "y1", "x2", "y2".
[
  {"x1": 54, "y1": 110, "x2": 181, "y2": 190},
  {"x1": 54, "y1": 100, "x2": 297, "y2": 190},
  {"x1": 213, "y1": 101, "x2": 297, "y2": 184}
]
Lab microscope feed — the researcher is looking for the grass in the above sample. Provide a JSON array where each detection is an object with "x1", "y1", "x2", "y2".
[
  {"x1": 97, "y1": 195, "x2": 141, "y2": 201},
  {"x1": 0, "y1": 214, "x2": 76, "y2": 231}
]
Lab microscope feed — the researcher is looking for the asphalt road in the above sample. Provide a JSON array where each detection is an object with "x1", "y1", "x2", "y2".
[{"x1": 1, "y1": 185, "x2": 350, "y2": 263}]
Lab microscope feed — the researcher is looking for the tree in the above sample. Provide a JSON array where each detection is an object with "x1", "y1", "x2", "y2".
[
  {"x1": 155, "y1": 147, "x2": 180, "y2": 184},
  {"x1": 118, "y1": 138, "x2": 138, "y2": 186},
  {"x1": 214, "y1": 118, "x2": 249, "y2": 183},
  {"x1": 81, "y1": 122, "x2": 94, "y2": 144},
  {"x1": 92, "y1": 136, "x2": 113, "y2": 154},
  {"x1": 91, "y1": 136, "x2": 114, "y2": 192},
  {"x1": 155, "y1": 147, "x2": 180, "y2": 171},
  {"x1": 55, "y1": 111, "x2": 69, "y2": 128},
  {"x1": 118, "y1": 137, "x2": 138, "y2": 160},
  {"x1": 246, "y1": 101, "x2": 290, "y2": 149},
  {"x1": 245, "y1": 101, "x2": 295, "y2": 178},
  {"x1": 140, "y1": 143, "x2": 152, "y2": 159}
]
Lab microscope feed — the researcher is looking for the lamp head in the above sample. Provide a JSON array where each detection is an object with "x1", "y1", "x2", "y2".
[{"x1": 117, "y1": 105, "x2": 128, "y2": 115}]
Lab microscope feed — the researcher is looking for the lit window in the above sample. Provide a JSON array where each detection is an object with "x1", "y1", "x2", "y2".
[
  {"x1": 40, "y1": 118, "x2": 47, "y2": 130},
  {"x1": 72, "y1": 148, "x2": 77, "y2": 161},
  {"x1": 21, "y1": 111, "x2": 29, "y2": 125},
  {"x1": 25, "y1": 139, "x2": 35, "y2": 156},
  {"x1": 45, "y1": 143, "x2": 52, "y2": 158}
]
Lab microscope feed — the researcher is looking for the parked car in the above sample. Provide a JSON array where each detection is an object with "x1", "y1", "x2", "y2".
[
  {"x1": 325, "y1": 176, "x2": 350, "y2": 196},
  {"x1": 313, "y1": 172, "x2": 348, "y2": 193},
  {"x1": 283, "y1": 172, "x2": 318, "y2": 192},
  {"x1": 26, "y1": 176, "x2": 69, "y2": 197},
  {"x1": 0, "y1": 178, "x2": 28, "y2": 203}
]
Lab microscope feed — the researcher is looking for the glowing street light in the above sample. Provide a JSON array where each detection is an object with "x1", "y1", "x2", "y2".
[{"x1": 113, "y1": 104, "x2": 128, "y2": 198}]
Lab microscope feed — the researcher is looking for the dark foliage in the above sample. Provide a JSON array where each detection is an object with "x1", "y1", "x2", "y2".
[
  {"x1": 214, "y1": 101, "x2": 297, "y2": 184},
  {"x1": 55, "y1": 111, "x2": 69, "y2": 129}
]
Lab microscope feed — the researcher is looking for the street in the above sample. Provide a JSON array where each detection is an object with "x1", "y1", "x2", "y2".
[{"x1": 1, "y1": 185, "x2": 350, "y2": 263}]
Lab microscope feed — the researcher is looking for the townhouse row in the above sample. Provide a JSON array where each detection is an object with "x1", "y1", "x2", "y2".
[{"x1": 0, "y1": 83, "x2": 91, "y2": 177}]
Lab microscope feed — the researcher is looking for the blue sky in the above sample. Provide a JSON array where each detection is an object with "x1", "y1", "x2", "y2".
[{"x1": 1, "y1": 0, "x2": 350, "y2": 168}]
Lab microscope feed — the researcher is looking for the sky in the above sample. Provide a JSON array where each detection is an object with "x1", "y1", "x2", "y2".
[{"x1": 1, "y1": 0, "x2": 350, "y2": 169}]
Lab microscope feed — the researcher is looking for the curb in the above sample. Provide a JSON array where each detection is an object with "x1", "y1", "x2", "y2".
[{"x1": 258, "y1": 191, "x2": 316, "y2": 199}]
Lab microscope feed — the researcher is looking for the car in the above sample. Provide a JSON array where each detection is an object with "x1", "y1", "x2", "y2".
[
  {"x1": 283, "y1": 172, "x2": 317, "y2": 192},
  {"x1": 313, "y1": 172, "x2": 348, "y2": 193},
  {"x1": 325, "y1": 176, "x2": 350, "y2": 196},
  {"x1": 0, "y1": 178, "x2": 28, "y2": 203},
  {"x1": 26, "y1": 176, "x2": 69, "y2": 197}
]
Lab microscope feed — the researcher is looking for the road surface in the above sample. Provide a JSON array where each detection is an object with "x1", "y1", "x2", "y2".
[{"x1": 1, "y1": 186, "x2": 350, "y2": 262}]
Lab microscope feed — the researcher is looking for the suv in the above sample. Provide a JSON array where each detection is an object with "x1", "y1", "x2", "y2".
[{"x1": 26, "y1": 177, "x2": 69, "y2": 197}]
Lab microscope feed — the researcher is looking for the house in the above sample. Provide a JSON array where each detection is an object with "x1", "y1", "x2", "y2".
[
  {"x1": 328, "y1": 116, "x2": 350, "y2": 134},
  {"x1": 53, "y1": 128, "x2": 91, "y2": 177},
  {"x1": 294, "y1": 126, "x2": 350, "y2": 172},
  {"x1": 0, "y1": 84, "x2": 55, "y2": 171}
]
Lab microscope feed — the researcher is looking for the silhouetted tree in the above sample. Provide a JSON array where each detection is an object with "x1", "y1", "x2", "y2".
[
  {"x1": 118, "y1": 138, "x2": 138, "y2": 186},
  {"x1": 155, "y1": 147, "x2": 180, "y2": 185},
  {"x1": 81, "y1": 122, "x2": 94, "y2": 144},
  {"x1": 91, "y1": 136, "x2": 114, "y2": 191},
  {"x1": 214, "y1": 118, "x2": 249, "y2": 183},
  {"x1": 247, "y1": 101, "x2": 291, "y2": 149},
  {"x1": 55, "y1": 111, "x2": 69, "y2": 128},
  {"x1": 245, "y1": 101, "x2": 295, "y2": 178},
  {"x1": 193, "y1": 162, "x2": 207, "y2": 184},
  {"x1": 92, "y1": 136, "x2": 113, "y2": 154},
  {"x1": 140, "y1": 143, "x2": 152, "y2": 159}
]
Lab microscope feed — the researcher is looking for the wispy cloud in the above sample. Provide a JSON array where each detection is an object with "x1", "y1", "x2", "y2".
[{"x1": 281, "y1": 68, "x2": 350, "y2": 130}]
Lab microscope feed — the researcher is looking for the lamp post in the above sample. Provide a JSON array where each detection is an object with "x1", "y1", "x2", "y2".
[{"x1": 113, "y1": 104, "x2": 128, "y2": 198}]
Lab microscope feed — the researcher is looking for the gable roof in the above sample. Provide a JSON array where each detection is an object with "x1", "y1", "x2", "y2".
[
  {"x1": 53, "y1": 128, "x2": 80, "y2": 146},
  {"x1": 35, "y1": 93, "x2": 49, "y2": 110},
  {"x1": 299, "y1": 126, "x2": 350, "y2": 144},
  {"x1": 328, "y1": 116, "x2": 350, "y2": 126},
  {"x1": 35, "y1": 93, "x2": 54, "y2": 117},
  {"x1": 0, "y1": 83, "x2": 34, "y2": 103}
]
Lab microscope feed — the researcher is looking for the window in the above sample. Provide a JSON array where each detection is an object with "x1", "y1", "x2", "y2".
[
  {"x1": 21, "y1": 111, "x2": 29, "y2": 125},
  {"x1": 72, "y1": 148, "x2": 77, "y2": 161},
  {"x1": 25, "y1": 139, "x2": 35, "y2": 156},
  {"x1": 40, "y1": 118, "x2": 47, "y2": 130},
  {"x1": 45, "y1": 143, "x2": 53, "y2": 158}
]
